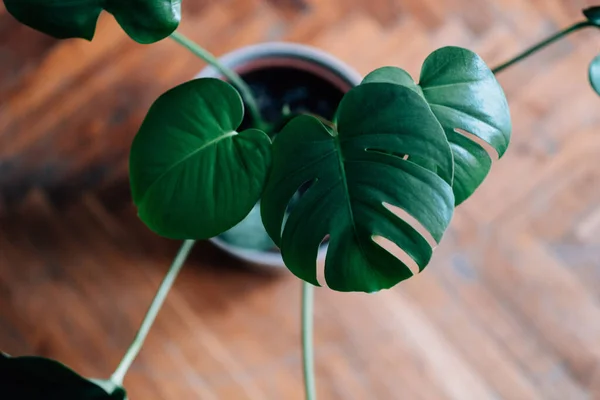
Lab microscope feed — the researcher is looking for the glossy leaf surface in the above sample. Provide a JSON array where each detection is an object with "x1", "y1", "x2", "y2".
[
  {"x1": 261, "y1": 82, "x2": 455, "y2": 292},
  {"x1": 130, "y1": 78, "x2": 271, "y2": 240},
  {"x1": 3, "y1": 0, "x2": 181, "y2": 43},
  {"x1": 0, "y1": 354, "x2": 126, "y2": 399},
  {"x1": 590, "y1": 54, "x2": 600, "y2": 96},
  {"x1": 364, "y1": 47, "x2": 511, "y2": 205}
]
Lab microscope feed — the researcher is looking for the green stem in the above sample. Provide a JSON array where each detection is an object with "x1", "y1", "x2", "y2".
[
  {"x1": 492, "y1": 21, "x2": 593, "y2": 74},
  {"x1": 110, "y1": 240, "x2": 196, "y2": 386},
  {"x1": 302, "y1": 281, "x2": 317, "y2": 400},
  {"x1": 169, "y1": 31, "x2": 266, "y2": 130}
]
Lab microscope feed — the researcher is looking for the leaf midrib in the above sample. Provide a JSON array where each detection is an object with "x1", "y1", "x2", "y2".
[
  {"x1": 139, "y1": 130, "x2": 238, "y2": 205},
  {"x1": 332, "y1": 134, "x2": 370, "y2": 267}
]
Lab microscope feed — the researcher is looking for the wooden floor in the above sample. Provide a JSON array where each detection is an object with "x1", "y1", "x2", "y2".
[{"x1": 2, "y1": 0, "x2": 600, "y2": 399}]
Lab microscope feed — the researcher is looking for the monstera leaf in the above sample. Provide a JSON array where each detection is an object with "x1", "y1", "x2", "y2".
[
  {"x1": 130, "y1": 78, "x2": 271, "y2": 240},
  {"x1": 363, "y1": 47, "x2": 511, "y2": 205},
  {"x1": 3, "y1": 0, "x2": 181, "y2": 44},
  {"x1": 590, "y1": 54, "x2": 600, "y2": 96},
  {"x1": 261, "y1": 82, "x2": 455, "y2": 292},
  {"x1": 0, "y1": 354, "x2": 126, "y2": 399}
]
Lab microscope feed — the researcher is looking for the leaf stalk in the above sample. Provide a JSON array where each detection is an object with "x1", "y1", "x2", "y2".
[
  {"x1": 492, "y1": 21, "x2": 594, "y2": 74},
  {"x1": 110, "y1": 240, "x2": 196, "y2": 385},
  {"x1": 169, "y1": 31, "x2": 266, "y2": 130},
  {"x1": 302, "y1": 281, "x2": 317, "y2": 400}
]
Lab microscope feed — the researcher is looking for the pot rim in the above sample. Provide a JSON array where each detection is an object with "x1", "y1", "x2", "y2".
[
  {"x1": 197, "y1": 42, "x2": 362, "y2": 269},
  {"x1": 196, "y1": 41, "x2": 362, "y2": 86}
]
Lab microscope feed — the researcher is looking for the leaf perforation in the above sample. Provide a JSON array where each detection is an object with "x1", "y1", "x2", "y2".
[
  {"x1": 271, "y1": 148, "x2": 336, "y2": 189},
  {"x1": 351, "y1": 195, "x2": 430, "y2": 258},
  {"x1": 453, "y1": 128, "x2": 499, "y2": 160},
  {"x1": 427, "y1": 102, "x2": 504, "y2": 136}
]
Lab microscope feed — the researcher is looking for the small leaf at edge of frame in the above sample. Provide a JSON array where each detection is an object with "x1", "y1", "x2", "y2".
[
  {"x1": 2, "y1": 0, "x2": 181, "y2": 44},
  {"x1": 0, "y1": 353, "x2": 126, "y2": 400}
]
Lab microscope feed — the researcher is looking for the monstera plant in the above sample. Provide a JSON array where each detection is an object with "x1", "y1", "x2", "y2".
[{"x1": 2, "y1": 1, "x2": 600, "y2": 398}]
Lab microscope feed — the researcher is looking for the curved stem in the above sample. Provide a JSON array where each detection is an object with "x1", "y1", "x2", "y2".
[
  {"x1": 169, "y1": 31, "x2": 266, "y2": 130},
  {"x1": 492, "y1": 21, "x2": 594, "y2": 74},
  {"x1": 110, "y1": 240, "x2": 196, "y2": 385},
  {"x1": 302, "y1": 281, "x2": 317, "y2": 400}
]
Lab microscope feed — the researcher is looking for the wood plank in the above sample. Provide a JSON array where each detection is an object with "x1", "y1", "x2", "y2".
[
  {"x1": 482, "y1": 230, "x2": 600, "y2": 388},
  {"x1": 430, "y1": 220, "x2": 590, "y2": 399},
  {"x1": 400, "y1": 269, "x2": 545, "y2": 400}
]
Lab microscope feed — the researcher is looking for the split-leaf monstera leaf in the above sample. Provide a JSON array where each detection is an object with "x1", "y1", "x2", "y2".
[
  {"x1": 3, "y1": 0, "x2": 181, "y2": 44},
  {"x1": 129, "y1": 78, "x2": 271, "y2": 240},
  {"x1": 363, "y1": 47, "x2": 512, "y2": 205},
  {"x1": 0, "y1": 354, "x2": 126, "y2": 399},
  {"x1": 261, "y1": 83, "x2": 456, "y2": 293},
  {"x1": 260, "y1": 46, "x2": 510, "y2": 292}
]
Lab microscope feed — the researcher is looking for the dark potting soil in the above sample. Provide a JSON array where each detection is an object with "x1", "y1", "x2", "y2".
[{"x1": 238, "y1": 66, "x2": 346, "y2": 132}]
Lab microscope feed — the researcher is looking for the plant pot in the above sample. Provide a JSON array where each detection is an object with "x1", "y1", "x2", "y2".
[{"x1": 197, "y1": 42, "x2": 362, "y2": 271}]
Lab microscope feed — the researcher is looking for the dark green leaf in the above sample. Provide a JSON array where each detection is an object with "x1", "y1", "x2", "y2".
[
  {"x1": 0, "y1": 354, "x2": 126, "y2": 400},
  {"x1": 130, "y1": 78, "x2": 271, "y2": 240},
  {"x1": 261, "y1": 83, "x2": 455, "y2": 292},
  {"x1": 583, "y1": 6, "x2": 600, "y2": 25},
  {"x1": 3, "y1": 0, "x2": 103, "y2": 40},
  {"x1": 589, "y1": 54, "x2": 600, "y2": 96},
  {"x1": 3, "y1": 0, "x2": 181, "y2": 44},
  {"x1": 104, "y1": 0, "x2": 181, "y2": 44},
  {"x1": 363, "y1": 47, "x2": 512, "y2": 205}
]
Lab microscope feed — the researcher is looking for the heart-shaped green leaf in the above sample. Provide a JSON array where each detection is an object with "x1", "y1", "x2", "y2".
[
  {"x1": 130, "y1": 78, "x2": 271, "y2": 240},
  {"x1": 363, "y1": 47, "x2": 512, "y2": 205},
  {"x1": 584, "y1": 6, "x2": 600, "y2": 25},
  {"x1": 590, "y1": 54, "x2": 600, "y2": 96},
  {"x1": 261, "y1": 82, "x2": 455, "y2": 292},
  {"x1": 0, "y1": 354, "x2": 126, "y2": 399},
  {"x1": 3, "y1": 0, "x2": 181, "y2": 44}
]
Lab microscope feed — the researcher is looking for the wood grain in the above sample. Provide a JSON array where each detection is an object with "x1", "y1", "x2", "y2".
[{"x1": 2, "y1": 0, "x2": 600, "y2": 399}]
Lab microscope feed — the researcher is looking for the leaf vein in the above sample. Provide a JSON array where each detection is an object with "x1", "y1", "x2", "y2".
[{"x1": 140, "y1": 131, "x2": 237, "y2": 205}]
